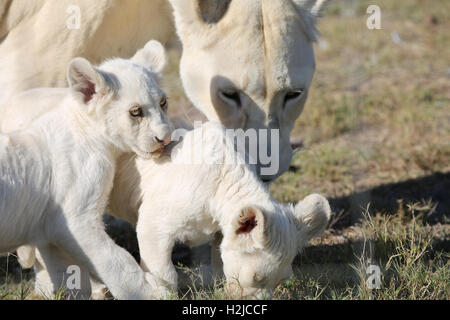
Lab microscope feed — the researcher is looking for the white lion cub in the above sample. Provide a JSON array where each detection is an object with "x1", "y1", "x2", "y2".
[
  {"x1": 0, "y1": 40, "x2": 173, "y2": 299},
  {"x1": 108, "y1": 122, "x2": 331, "y2": 299}
]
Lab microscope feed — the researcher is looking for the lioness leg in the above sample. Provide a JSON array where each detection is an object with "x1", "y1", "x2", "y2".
[
  {"x1": 211, "y1": 232, "x2": 224, "y2": 278},
  {"x1": 189, "y1": 233, "x2": 224, "y2": 289}
]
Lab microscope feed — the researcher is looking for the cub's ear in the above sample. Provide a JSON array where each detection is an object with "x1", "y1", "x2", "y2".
[
  {"x1": 235, "y1": 207, "x2": 260, "y2": 235},
  {"x1": 67, "y1": 57, "x2": 106, "y2": 105},
  {"x1": 231, "y1": 206, "x2": 266, "y2": 248},
  {"x1": 131, "y1": 40, "x2": 167, "y2": 75},
  {"x1": 293, "y1": 194, "x2": 331, "y2": 244}
]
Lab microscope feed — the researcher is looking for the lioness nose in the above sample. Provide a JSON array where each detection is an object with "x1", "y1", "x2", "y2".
[{"x1": 154, "y1": 136, "x2": 171, "y2": 145}]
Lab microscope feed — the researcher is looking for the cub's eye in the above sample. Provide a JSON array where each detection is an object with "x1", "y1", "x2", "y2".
[
  {"x1": 284, "y1": 89, "x2": 305, "y2": 105},
  {"x1": 129, "y1": 106, "x2": 144, "y2": 118},
  {"x1": 160, "y1": 96, "x2": 168, "y2": 112}
]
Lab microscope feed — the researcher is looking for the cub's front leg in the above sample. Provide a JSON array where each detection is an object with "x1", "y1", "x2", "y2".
[
  {"x1": 136, "y1": 214, "x2": 178, "y2": 299},
  {"x1": 34, "y1": 244, "x2": 92, "y2": 299},
  {"x1": 51, "y1": 205, "x2": 155, "y2": 300}
]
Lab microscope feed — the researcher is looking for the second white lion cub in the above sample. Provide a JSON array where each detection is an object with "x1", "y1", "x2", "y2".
[{"x1": 0, "y1": 40, "x2": 173, "y2": 299}]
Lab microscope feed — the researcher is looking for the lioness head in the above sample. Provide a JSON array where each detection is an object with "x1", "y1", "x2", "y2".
[
  {"x1": 169, "y1": 0, "x2": 327, "y2": 180},
  {"x1": 221, "y1": 194, "x2": 331, "y2": 299},
  {"x1": 67, "y1": 40, "x2": 174, "y2": 159}
]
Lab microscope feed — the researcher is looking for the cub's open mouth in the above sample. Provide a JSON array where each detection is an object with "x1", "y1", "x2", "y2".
[
  {"x1": 135, "y1": 146, "x2": 165, "y2": 160},
  {"x1": 150, "y1": 141, "x2": 178, "y2": 158},
  {"x1": 151, "y1": 146, "x2": 165, "y2": 154},
  {"x1": 150, "y1": 145, "x2": 166, "y2": 158}
]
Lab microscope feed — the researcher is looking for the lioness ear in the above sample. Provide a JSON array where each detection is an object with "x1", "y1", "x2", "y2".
[
  {"x1": 168, "y1": 0, "x2": 231, "y2": 40},
  {"x1": 293, "y1": 194, "x2": 330, "y2": 245},
  {"x1": 293, "y1": 0, "x2": 328, "y2": 17},
  {"x1": 291, "y1": 0, "x2": 328, "y2": 42},
  {"x1": 131, "y1": 40, "x2": 167, "y2": 75},
  {"x1": 169, "y1": 0, "x2": 231, "y2": 24},
  {"x1": 197, "y1": 0, "x2": 232, "y2": 24},
  {"x1": 67, "y1": 57, "x2": 106, "y2": 104}
]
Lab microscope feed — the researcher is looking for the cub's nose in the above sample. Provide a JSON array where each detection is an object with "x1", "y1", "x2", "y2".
[{"x1": 154, "y1": 136, "x2": 171, "y2": 146}]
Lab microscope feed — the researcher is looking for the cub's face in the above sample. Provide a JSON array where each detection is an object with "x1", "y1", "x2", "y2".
[
  {"x1": 222, "y1": 247, "x2": 295, "y2": 299},
  {"x1": 104, "y1": 63, "x2": 173, "y2": 159},
  {"x1": 67, "y1": 40, "x2": 173, "y2": 159},
  {"x1": 220, "y1": 206, "x2": 298, "y2": 299},
  {"x1": 220, "y1": 195, "x2": 331, "y2": 299}
]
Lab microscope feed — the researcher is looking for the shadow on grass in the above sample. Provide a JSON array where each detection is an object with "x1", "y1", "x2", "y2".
[
  {"x1": 295, "y1": 171, "x2": 450, "y2": 267},
  {"x1": 328, "y1": 171, "x2": 450, "y2": 230},
  {"x1": 296, "y1": 237, "x2": 449, "y2": 266}
]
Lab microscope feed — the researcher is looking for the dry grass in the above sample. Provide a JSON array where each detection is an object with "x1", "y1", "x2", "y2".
[{"x1": 1, "y1": 0, "x2": 449, "y2": 300}]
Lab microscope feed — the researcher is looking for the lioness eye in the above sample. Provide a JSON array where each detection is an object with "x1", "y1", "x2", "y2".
[
  {"x1": 284, "y1": 89, "x2": 305, "y2": 105},
  {"x1": 219, "y1": 89, "x2": 241, "y2": 107},
  {"x1": 129, "y1": 106, "x2": 144, "y2": 118},
  {"x1": 160, "y1": 97, "x2": 168, "y2": 112}
]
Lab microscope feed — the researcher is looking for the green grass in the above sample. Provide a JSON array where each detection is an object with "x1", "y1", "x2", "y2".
[
  {"x1": 176, "y1": 208, "x2": 449, "y2": 300},
  {"x1": 1, "y1": 0, "x2": 449, "y2": 300}
]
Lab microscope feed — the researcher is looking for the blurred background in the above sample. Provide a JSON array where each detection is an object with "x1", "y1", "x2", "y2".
[{"x1": 1, "y1": 0, "x2": 449, "y2": 299}]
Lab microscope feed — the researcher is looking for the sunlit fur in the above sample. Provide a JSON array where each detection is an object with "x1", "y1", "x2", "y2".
[
  {"x1": 7, "y1": 120, "x2": 329, "y2": 299},
  {"x1": 0, "y1": 40, "x2": 173, "y2": 299},
  {"x1": 0, "y1": 0, "x2": 327, "y2": 179},
  {"x1": 111, "y1": 122, "x2": 330, "y2": 299}
]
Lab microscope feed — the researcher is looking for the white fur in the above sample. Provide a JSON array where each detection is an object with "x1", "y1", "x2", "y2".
[
  {"x1": 0, "y1": 40, "x2": 174, "y2": 299},
  {"x1": 0, "y1": 0, "x2": 327, "y2": 179},
  {"x1": 111, "y1": 122, "x2": 331, "y2": 299},
  {"x1": 8, "y1": 119, "x2": 330, "y2": 299}
]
